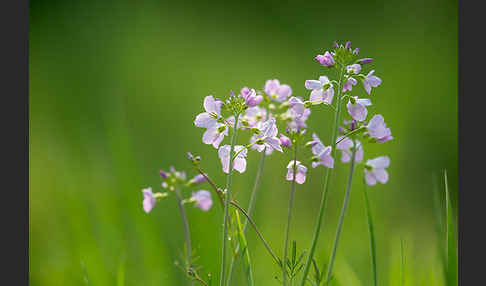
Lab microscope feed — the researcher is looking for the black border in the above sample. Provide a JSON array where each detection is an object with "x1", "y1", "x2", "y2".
[{"x1": 0, "y1": 0, "x2": 29, "y2": 284}]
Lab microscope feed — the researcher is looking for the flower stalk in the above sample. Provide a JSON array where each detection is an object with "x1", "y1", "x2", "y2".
[
  {"x1": 175, "y1": 187, "x2": 194, "y2": 286},
  {"x1": 220, "y1": 114, "x2": 240, "y2": 286},
  {"x1": 324, "y1": 138, "x2": 358, "y2": 284},
  {"x1": 282, "y1": 142, "x2": 298, "y2": 285},
  {"x1": 299, "y1": 65, "x2": 346, "y2": 286},
  {"x1": 362, "y1": 179, "x2": 377, "y2": 286}
]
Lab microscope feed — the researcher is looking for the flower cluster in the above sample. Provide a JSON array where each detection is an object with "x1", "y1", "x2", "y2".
[{"x1": 141, "y1": 166, "x2": 213, "y2": 213}]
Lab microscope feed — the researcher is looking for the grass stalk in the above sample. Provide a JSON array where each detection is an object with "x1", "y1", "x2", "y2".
[{"x1": 362, "y1": 181, "x2": 377, "y2": 286}]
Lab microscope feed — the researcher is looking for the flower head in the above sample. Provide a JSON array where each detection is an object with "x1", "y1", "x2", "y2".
[
  {"x1": 336, "y1": 136, "x2": 363, "y2": 163},
  {"x1": 264, "y1": 79, "x2": 292, "y2": 102},
  {"x1": 194, "y1": 95, "x2": 223, "y2": 129},
  {"x1": 218, "y1": 145, "x2": 248, "y2": 174},
  {"x1": 242, "y1": 106, "x2": 267, "y2": 127},
  {"x1": 308, "y1": 133, "x2": 334, "y2": 168},
  {"x1": 365, "y1": 156, "x2": 390, "y2": 186},
  {"x1": 362, "y1": 70, "x2": 382, "y2": 95},
  {"x1": 288, "y1": 96, "x2": 306, "y2": 117},
  {"x1": 346, "y1": 97, "x2": 372, "y2": 122},
  {"x1": 240, "y1": 87, "x2": 263, "y2": 107},
  {"x1": 191, "y1": 190, "x2": 213, "y2": 211},
  {"x1": 251, "y1": 118, "x2": 283, "y2": 153},
  {"x1": 142, "y1": 187, "x2": 156, "y2": 213},
  {"x1": 315, "y1": 51, "x2": 335, "y2": 67},
  {"x1": 286, "y1": 160, "x2": 307, "y2": 184},
  {"x1": 305, "y1": 76, "x2": 335, "y2": 105},
  {"x1": 366, "y1": 114, "x2": 393, "y2": 143}
]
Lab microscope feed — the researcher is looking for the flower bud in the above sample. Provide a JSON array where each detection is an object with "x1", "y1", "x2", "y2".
[
  {"x1": 188, "y1": 174, "x2": 206, "y2": 186},
  {"x1": 353, "y1": 48, "x2": 360, "y2": 54},
  {"x1": 159, "y1": 170, "x2": 168, "y2": 179},
  {"x1": 333, "y1": 41, "x2": 339, "y2": 48},
  {"x1": 315, "y1": 51, "x2": 335, "y2": 67},
  {"x1": 358, "y1": 58, "x2": 373, "y2": 64},
  {"x1": 279, "y1": 134, "x2": 292, "y2": 148},
  {"x1": 345, "y1": 41, "x2": 351, "y2": 49}
]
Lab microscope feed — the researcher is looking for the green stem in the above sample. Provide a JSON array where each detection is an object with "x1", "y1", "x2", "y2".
[
  {"x1": 283, "y1": 142, "x2": 298, "y2": 285},
  {"x1": 175, "y1": 188, "x2": 194, "y2": 286},
  {"x1": 299, "y1": 66, "x2": 346, "y2": 286},
  {"x1": 324, "y1": 139, "x2": 357, "y2": 284},
  {"x1": 219, "y1": 114, "x2": 240, "y2": 286},
  {"x1": 362, "y1": 181, "x2": 377, "y2": 286},
  {"x1": 400, "y1": 239, "x2": 405, "y2": 286},
  {"x1": 230, "y1": 200, "x2": 280, "y2": 265},
  {"x1": 226, "y1": 149, "x2": 266, "y2": 285}
]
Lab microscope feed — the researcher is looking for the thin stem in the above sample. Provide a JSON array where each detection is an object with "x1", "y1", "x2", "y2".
[
  {"x1": 175, "y1": 187, "x2": 193, "y2": 286},
  {"x1": 227, "y1": 149, "x2": 266, "y2": 285},
  {"x1": 324, "y1": 140, "x2": 357, "y2": 284},
  {"x1": 219, "y1": 114, "x2": 240, "y2": 286},
  {"x1": 335, "y1": 126, "x2": 366, "y2": 145},
  {"x1": 283, "y1": 142, "x2": 298, "y2": 286},
  {"x1": 400, "y1": 239, "x2": 405, "y2": 286},
  {"x1": 362, "y1": 181, "x2": 377, "y2": 286},
  {"x1": 299, "y1": 66, "x2": 346, "y2": 286},
  {"x1": 230, "y1": 200, "x2": 280, "y2": 265}
]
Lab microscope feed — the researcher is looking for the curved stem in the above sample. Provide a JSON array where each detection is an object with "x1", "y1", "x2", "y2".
[
  {"x1": 363, "y1": 180, "x2": 377, "y2": 286},
  {"x1": 219, "y1": 114, "x2": 240, "y2": 286},
  {"x1": 299, "y1": 66, "x2": 346, "y2": 286},
  {"x1": 226, "y1": 149, "x2": 266, "y2": 285},
  {"x1": 283, "y1": 142, "x2": 298, "y2": 285},
  {"x1": 324, "y1": 140, "x2": 357, "y2": 284},
  {"x1": 230, "y1": 200, "x2": 280, "y2": 265},
  {"x1": 175, "y1": 188, "x2": 193, "y2": 286}
]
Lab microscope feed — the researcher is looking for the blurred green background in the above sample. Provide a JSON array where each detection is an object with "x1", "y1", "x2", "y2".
[{"x1": 29, "y1": 0, "x2": 457, "y2": 285}]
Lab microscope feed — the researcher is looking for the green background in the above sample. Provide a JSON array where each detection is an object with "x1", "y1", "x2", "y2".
[{"x1": 30, "y1": 0, "x2": 457, "y2": 285}]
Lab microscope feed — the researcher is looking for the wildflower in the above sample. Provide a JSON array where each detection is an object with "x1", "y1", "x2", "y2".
[
  {"x1": 250, "y1": 118, "x2": 283, "y2": 153},
  {"x1": 285, "y1": 105, "x2": 310, "y2": 132},
  {"x1": 264, "y1": 79, "x2": 292, "y2": 102},
  {"x1": 347, "y1": 64, "x2": 361, "y2": 74},
  {"x1": 366, "y1": 114, "x2": 393, "y2": 143},
  {"x1": 240, "y1": 87, "x2": 263, "y2": 107},
  {"x1": 142, "y1": 187, "x2": 156, "y2": 213},
  {"x1": 308, "y1": 133, "x2": 334, "y2": 168},
  {"x1": 286, "y1": 160, "x2": 307, "y2": 184},
  {"x1": 342, "y1": 77, "x2": 357, "y2": 92},
  {"x1": 191, "y1": 190, "x2": 213, "y2": 211},
  {"x1": 305, "y1": 76, "x2": 334, "y2": 105},
  {"x1": 218, "y1": 145, "x2": 248, "y2": 174},
  {"x1": 362, "y1": 70, "x2": 382, "y2": 95},
  {"x1": 194, "y1": 95, "x2": 223, "y2": 129},
  {"x1": 288, "y1": 96, "x2": 306, "y2": 117},
  {"x1": 336, "y1": 136, "x2": 363, "y2": 163},
  {"x1": 364, "y1": 156, "x2": 390, "y2": 186},
  {"x1": 202, "y1": 123, "x2": 228, "y2": 148},
  {"x1": 187, "y1": 174, "x2": 206, "y2": 186},
  {"x1": 315, "y1": 51, "x2": 335, "y2": 67},
  {"x1": 346, "y1": 96, "x2": 372, "y2": 121},
  {"x1": 241, "y1": 106, "x2": 267, "y2": 127},
  {"x1": 279, "y1": 134, "x2": 292, "y2": 148}
]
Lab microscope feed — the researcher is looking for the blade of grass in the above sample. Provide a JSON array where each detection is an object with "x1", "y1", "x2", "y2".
[
  {"x1": 400, "y1": 239, "x2": 405, "y2": 286},
  {"x1": 234, "y1": 209, "x2": 254, "y2": 286}
]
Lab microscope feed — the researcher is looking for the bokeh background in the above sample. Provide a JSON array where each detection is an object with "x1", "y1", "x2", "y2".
[{"x1": 30, "y1": 0, "x2": 457, "y2": 285}]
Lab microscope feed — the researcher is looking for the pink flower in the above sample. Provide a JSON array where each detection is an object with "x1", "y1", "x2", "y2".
[
  {"x1": 194, "y1": 95, "x2": 222, "y2": 129},
  {"x1": 279, "y1": 134, "x2": 292, "y2": 148},
  {"x1": 346, "y1": 97, "x2": 372, "y2": 122},
  {"x1": 251, "y1": 118, "x2": 283, "y2": 153},
  {"x1": 218, "y1": 145, "x2": 247, "y2": 174},
  {"x1": 241, "y1": 87, "x2": 263, "y2": 107},
  {"x1": 286, "y1": 160, "x2": 307, "y2": 184},
  {"x1": 336, "y1": 136, "x2": 363, "y2": 163},
  {"x1": 367, "y1": 114, "x2": 393, "y2": 143},
  {"x1": 305, "y1": 76, "x2": 334, "y2": 105},
  {"x1": 192, "y1": 190, "x2": 213, "y2": 211},
  {"x1": 142, "y1": 187, "x2": 156, "y2": 213},
  {"x1": 242, "y1": 106, "x2": 267, "y2": 127},
  {"x1": 264, "y1": 79, "x2": 292, "y2": 102},
  {"x1": 315, "y1": 51, "x2": 335, "y2": 67},
  {"x1": 308, "y1": 133, "x2": 334, "y2": 168},
  {"x1": 365, "y1": 156, "x2": 390, "y2": 186},
  {"x1": 362, "y1": 70, "x2": 382, "y2": 95}
]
